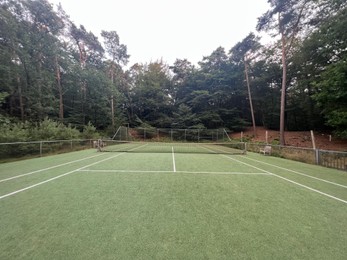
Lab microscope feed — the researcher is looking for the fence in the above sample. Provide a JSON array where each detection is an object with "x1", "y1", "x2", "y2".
[
  {"x1": 113, "y1": 127, "x2": 232, "y2": 142},
  {"x1": 248, "y1": 143, "x2": 347, "y2": 171},
  {"x1": 0, "y1": 138, "x2": 346, "y2": 171},
  {"x1": 317, "y1": 149, "x2": 347, "y2": 170},
  {"x1": 0, "y1": 139, "x2": 93, "y2": 162}
]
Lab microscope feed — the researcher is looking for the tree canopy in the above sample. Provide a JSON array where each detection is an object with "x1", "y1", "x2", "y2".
[{"x1": 1, "y1": 0, "x2": 346, "y2": 139}]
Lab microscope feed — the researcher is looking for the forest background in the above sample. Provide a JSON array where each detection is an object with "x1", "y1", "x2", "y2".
[{"x1": 0, "y1": 0, "x2": 346, "y2": 145}]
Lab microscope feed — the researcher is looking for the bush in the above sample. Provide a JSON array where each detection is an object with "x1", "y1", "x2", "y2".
[
  {"x1": 81, "y1": 122, "x2": 100, "y2": 139},
  {"x1": 0, "y1": 117, "x2": 81, "y2": 142}
]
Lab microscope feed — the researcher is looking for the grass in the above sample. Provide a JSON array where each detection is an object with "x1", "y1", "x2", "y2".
[{"x1": 0, "y1": 148, "x2": 347, "y2": 259}]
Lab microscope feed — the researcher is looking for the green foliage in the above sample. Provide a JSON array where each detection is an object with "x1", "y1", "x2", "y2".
[
  {"x1": 0, "y1": 117, "x2": 80, "y2": 142},
  {"x1": 0, "y1": 0, "x2": 346, "y2": 141},
  {"x1": 0, "y1": 120, "x2": 30, "y2": 143},
  {"x1": 325, "y1": 111, "x2": 347, "y2": 138},
  {"x1": 171, "y1": 104, "x2": 200, "y2": 129},
  {"x1": 81, "y1": 121, "x2": 100, "y2": 139}
]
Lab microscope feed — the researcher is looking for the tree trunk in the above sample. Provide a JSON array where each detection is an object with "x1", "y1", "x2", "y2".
[
  {"x1": 244, "y1": 57, "x2": 256, "y2": 137},
  {"x1": 279, "y1": 13, "x2": 287, "y2": 146},
  {"x1": 110, "y1": 65, "x2": 115, "y2": 128},
  {"x1": 17, "y1": 75, "x2": 25, "y2": 120},
  {"x1": 111, "y1": 95, "x2": 115, "y2": 127},
  {"x1": 55, "y1": 57, "x2": 64, "y2": 121}
]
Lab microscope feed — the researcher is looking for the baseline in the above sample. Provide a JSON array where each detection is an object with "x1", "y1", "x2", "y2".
[{"x1": 79, "y1": 169, "x2": 269, "y2": 176}]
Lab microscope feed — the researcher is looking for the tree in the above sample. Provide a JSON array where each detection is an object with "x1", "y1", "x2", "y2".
[
  {"x1": 129, "y1": 61, "x2": 173, "y2": 127},
  {"x1": 230, "y1": 33, "x2": 261, "y2": 136},
  {"x1": 171, "y1": 104, "x2": 200, "y2": 129},
  {"x1": 257, "y1": 0, "x2": 312, "y2": 145},
  {"x1": 101, "y1": 30, "x2": 129, "y2": 128}
]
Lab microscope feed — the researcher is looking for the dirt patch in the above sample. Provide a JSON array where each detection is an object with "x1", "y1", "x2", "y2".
[{"x1": 230, "y1": 127, "x2": 347, "y2": 152}]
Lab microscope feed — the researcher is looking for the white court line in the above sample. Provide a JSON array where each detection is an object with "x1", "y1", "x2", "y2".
[
  {"x1": 241, "y1": 156, "x2": 347, "y2": 189},
  {"x1": 0, "y1": 153, "x2": 105, "y2": 183},
  {"x1": 0, "y1": 144, "x2": 149, "y2": 201},
  {"x1": 79, "y1": 169, "x2": 269, "y2": 175},
  {"x1": 0, "y1": 153, "x2": 126, "y2": 201},
  {"x1": 222, "y1": 155, "x2": 347, "y2": 205},
  {"x1": 172, "y1": 146, "x2": 176, "y2": 172}
]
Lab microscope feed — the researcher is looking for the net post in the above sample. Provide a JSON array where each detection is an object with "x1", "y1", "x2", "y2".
[{"x1": 40, "y1": 141, "x2": 43, "y2": 157}]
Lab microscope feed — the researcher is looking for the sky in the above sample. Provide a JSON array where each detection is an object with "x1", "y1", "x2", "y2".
[{"x1": 48, "y1": 0, "x2": 270, "y2": 66}]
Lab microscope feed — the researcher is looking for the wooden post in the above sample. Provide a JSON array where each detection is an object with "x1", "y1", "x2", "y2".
[{"x1": 266, "y1": 131, "x2": 268, "y2": 144}]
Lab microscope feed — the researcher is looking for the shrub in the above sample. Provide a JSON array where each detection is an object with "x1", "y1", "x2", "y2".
[{"x1": 81, "y1": 122, "x2": 100, "y2": 139}]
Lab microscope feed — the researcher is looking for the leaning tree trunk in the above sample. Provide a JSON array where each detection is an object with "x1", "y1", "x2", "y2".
[{"x1": 244, "y1": 56, "x2": 256, "y2": 137}]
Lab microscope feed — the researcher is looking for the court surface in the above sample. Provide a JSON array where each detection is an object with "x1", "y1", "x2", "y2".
[{"x1": 1, "y1": 148, "x2": 347, "y2": 259}]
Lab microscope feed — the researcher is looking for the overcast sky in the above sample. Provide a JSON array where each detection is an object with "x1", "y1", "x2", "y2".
[{"x1": 48, "y1": 0, "x2": 270, "y2": 66}]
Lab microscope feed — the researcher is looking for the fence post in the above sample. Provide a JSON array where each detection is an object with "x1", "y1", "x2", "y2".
[
  {"x1": 315, "y1": 149, "x2": 320, "y2": 165},
  {"x1": 40, "y1": 141, "x2": 43, "y2": 157}
]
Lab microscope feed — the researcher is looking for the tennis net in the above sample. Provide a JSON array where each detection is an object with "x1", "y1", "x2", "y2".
[{"x1": 98, "y1": 140, "x2": 246, "y2": 155}]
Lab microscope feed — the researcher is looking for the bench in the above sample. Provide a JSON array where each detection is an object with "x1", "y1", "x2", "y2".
[{"x1": 260, "y1": 145, "x2": 272, "y2": 155}]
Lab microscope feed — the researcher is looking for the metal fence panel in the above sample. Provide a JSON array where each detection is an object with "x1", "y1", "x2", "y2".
[{"x1": 318, "y1": 150, "x2": 347, "y2": 171}]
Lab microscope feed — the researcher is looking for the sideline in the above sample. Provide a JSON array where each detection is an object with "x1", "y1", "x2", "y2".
[
  {"x1": 0, "y1": 144, "x2": 148, "y2": 200},
  {"x1": 222, "y1": 155, "x2": 347, "y2": 205},
  {"x1": 0, "y1": 153, "x2": 105, "y2": 183},
  {"x1": 242, "y1": 155, "x2": 347, "y2": 189},
  {"x1": 0, "y1": 153, "x2": 125, "y2": 200}
]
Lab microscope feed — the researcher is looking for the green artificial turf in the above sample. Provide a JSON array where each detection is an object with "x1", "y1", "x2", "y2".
[{"x1": 0, "y1": 150, "x2": 346, "y2": 259}]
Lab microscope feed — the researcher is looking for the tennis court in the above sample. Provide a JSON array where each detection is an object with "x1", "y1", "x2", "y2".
[{"x1": 1, "y1": 144, "x2": 347, "y2": 259}]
